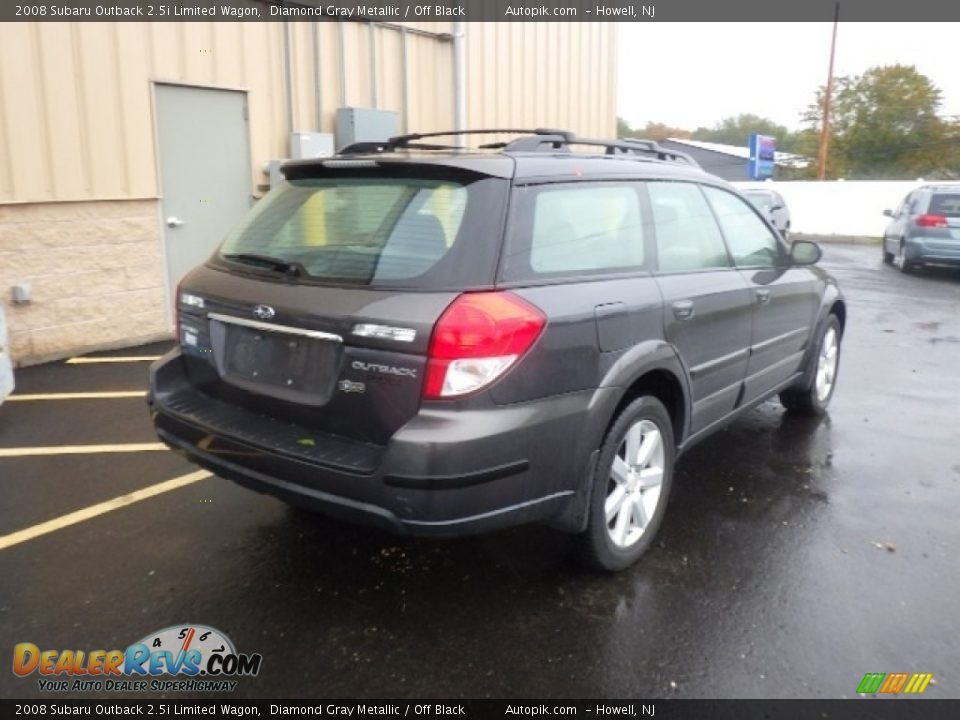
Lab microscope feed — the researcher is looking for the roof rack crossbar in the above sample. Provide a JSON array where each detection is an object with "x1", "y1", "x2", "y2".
[
  {"x1": 340, "y1": 140, "x2": 463, "y2": 154},
  {"x1": 391, "y1": 128, "x2": 576, "y2": 143},
  {"x1": 338, "y1": 128, "x2": 699, "y2": 167},
  {"x1": 340, "y1": 128, "x2": 576, "y2": 155}
]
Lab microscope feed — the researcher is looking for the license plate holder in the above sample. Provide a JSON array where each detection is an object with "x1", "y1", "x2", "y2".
[{"x1": 208, "y1": 318, "x2": 341, "y2": 404}]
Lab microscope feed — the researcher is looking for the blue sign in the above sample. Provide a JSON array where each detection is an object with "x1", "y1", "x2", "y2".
[{"x1": 748, "y1": 134, "x2": 777, "y2": 180}]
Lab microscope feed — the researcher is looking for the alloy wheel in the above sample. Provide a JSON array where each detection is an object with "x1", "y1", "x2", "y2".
[
  {"x1": 815, "y1": 327, "x2": 839, "y2": 402},
  {"x1": 605, "y1": 419, "x2": 665, "y2": 548}
]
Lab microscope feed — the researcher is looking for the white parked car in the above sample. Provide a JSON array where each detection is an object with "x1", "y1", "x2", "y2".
[
  {"x1": 742, "y1": 188, "x2": 791, "y2": 240},
  {"x1": 0, "y1": 305, "x2": 14, "y2": 406}
]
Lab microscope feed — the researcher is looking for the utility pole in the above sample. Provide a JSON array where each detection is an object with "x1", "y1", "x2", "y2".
[{"x1": 816, "y1": 3, "x2": 840, "y2": 180}]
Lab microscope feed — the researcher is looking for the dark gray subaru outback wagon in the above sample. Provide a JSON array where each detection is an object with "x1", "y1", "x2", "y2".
[{"x1": 149, "y1": 129, "x2": 845, "y2": 571}]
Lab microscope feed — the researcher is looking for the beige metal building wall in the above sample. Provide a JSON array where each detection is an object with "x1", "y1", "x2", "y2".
[
  {"x1": 0, "y1": 20, "x2": 617, "y2": 364},
  {"x1": 0, "y1": 21, "x2": 456, "y2": 205},
  {"x1": 467, "y1": 23, "x2": 616, "y2": 137}
]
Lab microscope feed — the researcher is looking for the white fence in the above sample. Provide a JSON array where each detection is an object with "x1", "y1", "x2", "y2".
[{"x1": 732, "y1": 180, "x2": 960, "y2": 237}]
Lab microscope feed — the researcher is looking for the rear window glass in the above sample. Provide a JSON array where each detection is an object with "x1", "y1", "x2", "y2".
[
  {"x1": 929, "y1": 194, "x2": 960, "y2": 217},
  {"x1": 217, "y1": 175, "x2": 504, "y2": 289},
  {"x1": 502, "y1": 183, "x2": 646, "y2": 281}
]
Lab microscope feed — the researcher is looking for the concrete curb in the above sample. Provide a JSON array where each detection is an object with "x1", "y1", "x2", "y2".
[{"x1": 793, "y1": 233, "x2": 882, "y2": 245}]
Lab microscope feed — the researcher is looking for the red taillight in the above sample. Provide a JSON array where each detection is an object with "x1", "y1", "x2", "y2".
[
  {"x1": 916, "y1": 214, "x2": 948, "y2": 228},
  {"x1": 423, "y1": 292, "x2": 547, "y2": 399}
]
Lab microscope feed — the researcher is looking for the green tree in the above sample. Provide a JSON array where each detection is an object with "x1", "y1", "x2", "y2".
[
  {"x1": 804, "y1": 64, "x2": 960, "y2": 179},
  {"x1": 692, "y1": 114, "x2": 798, "y2": 152},
  {"x1": 635, "y1": 122, "x2": 692, "y2": 141},
  {"x1": 617, "y1": 118, "x2": 692, "y2": 141}
]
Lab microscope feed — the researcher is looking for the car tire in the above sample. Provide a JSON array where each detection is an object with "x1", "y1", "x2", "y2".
[
  {"x1": 882, "y1": 240, "x2": 895, "y2": 265},
  {"x1": 780, "y1": 314, "x2": 842, "y2": 416},
  {"x1": 895, "y1": 240, "x2": 915, "y2": 273},
  {"x1": 578, "y1": 396, "x2": 675, "y2": 572}
]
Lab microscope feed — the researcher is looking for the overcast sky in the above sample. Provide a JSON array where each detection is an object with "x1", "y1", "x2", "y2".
[{"x1": 617, "y1": 23, "x2": 960, "y2": 133}]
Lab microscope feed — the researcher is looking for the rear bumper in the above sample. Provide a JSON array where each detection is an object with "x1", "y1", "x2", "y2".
[
  {"x1": 149, "y1": 348, "x2": 607, "y2": 537},
  {"x1": 905, "y1": 236, "x2": 960, "y2": 265}
]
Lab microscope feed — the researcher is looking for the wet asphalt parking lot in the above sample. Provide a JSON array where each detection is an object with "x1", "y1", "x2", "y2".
[{"x1": 1, "y1": 242, "x2": 959, "y2": 700}]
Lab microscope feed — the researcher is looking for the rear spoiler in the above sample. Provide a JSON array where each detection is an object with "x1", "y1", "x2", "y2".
[{"x1": 280, "y1": 155, "x2": 515, "y2": 181}]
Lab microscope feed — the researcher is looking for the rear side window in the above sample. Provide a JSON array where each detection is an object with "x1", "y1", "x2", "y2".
[
  {"x1": 217, "y1": 174, "x2": 506, "y2": 289},
  {"x1": 502, "y1": 183, "x2": 645, "y2": 281},
  {"x1": 929, "y1": 193, "x2": 960, "y2": 217},
  {"x1": 703, "y1": 186, "x2": 784, "y2": 268},
  {"x1": 648, "y1": 182, "x2": 730, "y2": 273}
]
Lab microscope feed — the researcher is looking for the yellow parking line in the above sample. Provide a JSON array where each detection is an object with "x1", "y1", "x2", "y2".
[
  {"x1": 0, "y1": 470, "x2": 211, "y2": 551},
  {"x1": 8, "y1": 391, "x2": 146, "y2": 401},
  {"x1": 0, "y1": 443, "x2": 167, "y2": 458},
  {"x1": 65, "y1": 356, "x2": 161, "y2": 364}
]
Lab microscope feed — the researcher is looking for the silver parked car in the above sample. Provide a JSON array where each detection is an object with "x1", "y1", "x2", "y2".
[
  {"x1": 742, "y1": 188, "x2": 791, "y2": 240},
  {"x1": 882, "y1": 185, "x2": 960, "y2": 272},
  {"x1": 0, "y1": 305, "x2": 14, "y2": 407}
]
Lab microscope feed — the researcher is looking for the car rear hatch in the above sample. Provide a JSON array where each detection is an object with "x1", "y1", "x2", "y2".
[
  {"x1": 172, "y1": 157, "x2": 512, "y2": 446},
  {"x1": 921, "y1": 192, "x2": 960, "y2": 244}
]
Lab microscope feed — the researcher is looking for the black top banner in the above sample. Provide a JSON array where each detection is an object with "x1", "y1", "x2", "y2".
[
  {"x1": 1, "y1": 700, "x2": 959, "y2": 720},
  {"x1": 4, "y1": 0, "x2": 960, "y2": 22}
]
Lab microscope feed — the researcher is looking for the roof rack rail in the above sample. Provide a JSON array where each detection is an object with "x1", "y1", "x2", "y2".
[
  {"x1": 339, "y1": 128, "x2": 574, "y2": 155},
  {"x1": 501, "y1": 134, "x2": 701, "y2": 167},
  {"x1": 338, "y1": 128, "x2": 699, "y2": 167}
]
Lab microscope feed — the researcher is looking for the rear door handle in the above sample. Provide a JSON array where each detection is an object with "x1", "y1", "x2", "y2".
[
  {"x1": 672, "y1": 300, "x2": 694, "y2": 320},
  {"x1": 755, "y1": 288, "x2": 771, "y2": 305}
]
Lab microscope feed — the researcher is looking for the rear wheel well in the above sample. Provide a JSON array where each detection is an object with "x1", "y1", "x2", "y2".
[
  {"x1": 830, "y1": 299, "x2": 846, "y2": 336},
  {"x1": 610, "y1": 370, "x2": 685, "y2": 448}
]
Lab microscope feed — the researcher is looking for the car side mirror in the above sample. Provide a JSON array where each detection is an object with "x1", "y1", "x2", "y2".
[
  {"x1": 882, "y1": 208, "x2": 893, "y2": 217},
  {"x1": 790, "y1": 240, "x2": 821, "y2": 266}
]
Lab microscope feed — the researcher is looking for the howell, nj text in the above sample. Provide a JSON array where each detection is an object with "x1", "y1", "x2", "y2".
[{"x1": 596, "y1": 705, "x2": 655, "y2": 717}]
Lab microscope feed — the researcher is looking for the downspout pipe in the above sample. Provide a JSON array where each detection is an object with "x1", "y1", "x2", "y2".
[
  {"x1": 283, "y1": 22, "x2": 295, "y2": 137},
  {"x1": 452, "y1": 21, "x2": 466, "y2": 148},
  {"x1": 338, "y1": 22, "x2": 347, "y2": 107},
  {"x1": 312, "y1": 22, "x2": 322, "y2": 130}
]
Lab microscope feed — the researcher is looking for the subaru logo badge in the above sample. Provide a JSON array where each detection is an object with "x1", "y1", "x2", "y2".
[{"x1": 253, "y1": 304, "x2": 275, "y2": 320}]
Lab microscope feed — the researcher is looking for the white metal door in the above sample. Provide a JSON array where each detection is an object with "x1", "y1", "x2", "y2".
[{"x1": 155, "y1": 84, "x2": 252, "y2": 313}]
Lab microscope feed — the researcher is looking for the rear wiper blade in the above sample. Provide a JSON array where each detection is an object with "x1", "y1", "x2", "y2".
[{"x1": 222, "y1": 253, "x2": 304, "y2": 277}]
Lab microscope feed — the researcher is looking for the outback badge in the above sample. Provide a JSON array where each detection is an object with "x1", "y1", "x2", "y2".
[{"x1": 253, "y1": 304, "x2": 275, "y2": 320}]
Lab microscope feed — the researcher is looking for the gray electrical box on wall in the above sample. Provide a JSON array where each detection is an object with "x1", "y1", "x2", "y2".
[
  {"x1": 266, "y1": 160, "x2": 287, "y2": 190},
  {"x1": 335, "y1": 108, "x2": 399, "y2": 151},
  {"x1": 289, "y1": 132, "x2": 334, "y2": 160}
]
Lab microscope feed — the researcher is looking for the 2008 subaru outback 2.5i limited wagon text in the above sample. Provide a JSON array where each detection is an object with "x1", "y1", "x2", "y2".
[{"x1": 148, "y1": 129, "x2": 845, "y2": 571}]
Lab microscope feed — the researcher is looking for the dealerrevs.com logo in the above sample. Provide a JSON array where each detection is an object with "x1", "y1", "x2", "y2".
[
  {"x1": 857, "y1": 672, "x2": 935, "y2": 695},
  {"x1": 13, "y1": 624, "x2": 262, "y2": 693}
]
